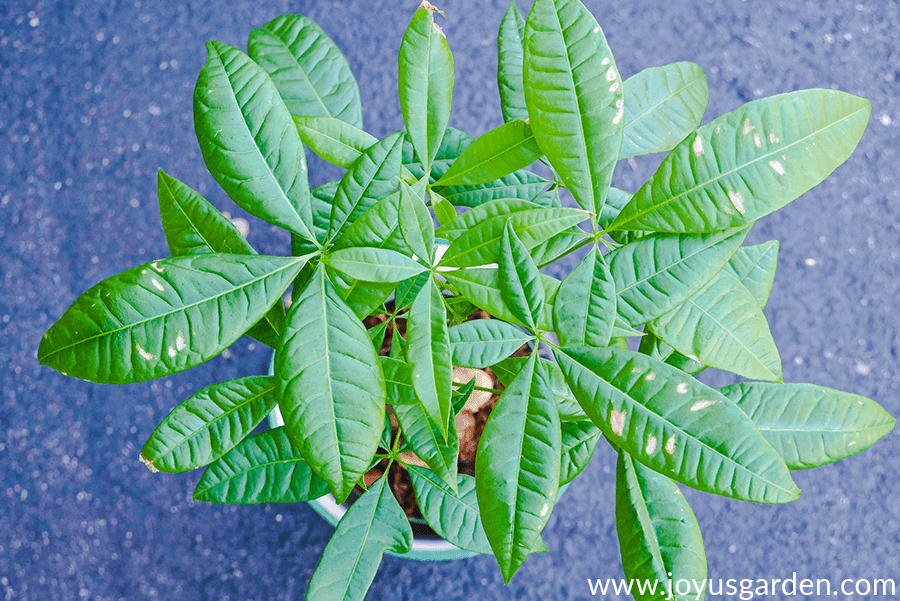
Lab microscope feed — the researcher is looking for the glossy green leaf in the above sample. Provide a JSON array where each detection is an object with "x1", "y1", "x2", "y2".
[
  {"x1": 331, "y1": 191, "x2": 408, "y2": 254},
  {"x1": 434, "y1": 120, "x2": 543, "y2": 188},
  {"x1": 451, "y1": 377, "x2": 477, "y2": 415},
  {"x1": 380, "y1": 356, "x2": 419, "y2": 406},
  {"x1": 440, "y1": 207, "x2": 588, "y2": 268},
  {"x1": 720, "y1": 382, "x2": 897, "y2": 470},
  {"x1": 249, "y1": 15, "x2": 362, "y2": 127},
  {"x1": 394, "y1": 394, "x2": 459, "y2": 492},
  {"x1": 499, "y1": 221, "x2": 544, "y2": 329},
  {"x1": 616, "y1": 451, "x2": 707, "y2": 601},
  {"x1": 368, "y1": 319, "x2": 389, "y2": 350},
  {"x1": 141, "y1": 376, "x2": 277, "y2": 473},
  {"x1": 327, "y1": 131, "x2": 404, "y2": 243},
  {"x1": 600, "y1": 187, "x2": 648, "y2": 246},
  {"x1": 651, "y1": 269, "x2": 782, "y2": 382},
  {"x1": 157, "y1": 170, "x2": 285, "y2": 348},
  {"x1": 194, "y1": 41, "x2": 313, "y2": 241},
  {"x1": 429, "y1": 188, "x2": 458, "y2": 225},
  {"x1": 530, "y1": 227, "x2": 590, "y2": 268},
  {"x1": 476, "y1": 353, "x2": 561, "y2": 582},
  {"x1": 436, "y1": 198, "x2": 539, "y2": 242},
  {"x1": 402, "y1": 127, "x2": 473, "y2": 182},
  {"x1": 409, "y1": 468, "x2": 493, "y2": 554},
  {"x1": 193, "y1": 427, "x2": 330, "y2": 503},
  {"x1": 407, "y1": 275, "x2": 453, "y2": 438},
  {"x1": 620, "y1": 62, "x2": 708, "y2": 159},
  {"x1": 554, "y1": 245, "x2": 616, "y2": 347},
  {"x1": 609, "y1": 226, "x2": 749, "y2": 326},
  {"x1": 610, "y1": 89, "x2": 871, "y2": 233},
  {"x1": 293, "y1": 116, "x2": 377, "y2": 168},
  {"x1": 498, "y1": 0, "x2": 528, "y2": 123},
  {"x1": 399, "y1": 180, "x2": 435, "y2": 263},
  {"x1": 555, "y1": 346, "x2": 800, "y2": 503},
  {"x1": 393, "y1": 271, "x2": 430, "y2": 313},
  {"x1": 39, "y1": 254, "x2": 308, "y2": 384},
  {"x1": 492, "y1": 355, "x2": 586, "y2": 422},
  {"x1": 326, "y1": 267, "x2": 395, "y2": 321},
  {"x1": 523, "y1": 0, "x2": 624, "y2": 215},
  {"x1": 443, "y1": 268, "x2": 558, "y2": 331},
  {"x1": 326, "y1": 247, "x2": 426, "y2": 283},
  {"x1": 276, "y1": 265, "x2": 385, "y2": 502},
  {"x1": 725, "y1": 241, "x2": 779, "y2": 308},
  {"x1": 449, "y1": 319, "x2": 532, "y2": 368},
  {"x1": 560, "y1": 419, "x2": 602, "y2": 485},
  {"x1": 399, "y1": 5, "x2": 454, "y2": 171},
  {"x1": 434, "y1": 168, "x2": 549, "y2": 208},
  {"x1": 306, "y1": 475, "x2": 412, "y2": 601}
]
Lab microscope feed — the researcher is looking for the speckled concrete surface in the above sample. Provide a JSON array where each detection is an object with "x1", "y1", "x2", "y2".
[{"x1": 2, "y1": 1, "x2": 899, "y2": 599}]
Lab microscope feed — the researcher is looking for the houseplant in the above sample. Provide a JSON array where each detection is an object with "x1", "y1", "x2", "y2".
[{"x1": 36, "y1": 0, "x2": 895, "y2": 599}]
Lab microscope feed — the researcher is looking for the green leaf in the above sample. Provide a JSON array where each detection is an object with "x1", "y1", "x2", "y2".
[
  {"x1": 368, "y1": 319, "x2": 390, "y2": 350},
  {"x1": 449, "y1": 319, "x2": 532, "y2": 368},
  {"x1": 394, "y1": 397, "x2": 459, "y2": 492},
  {"x1": 609, "y1": 226, "x2": 749, "y2": 326},
  {"x1": 331, "y1": 191, "x2": 408, "y2": 254},
  {"x1": 720, "y1": 382, "x2": 897, "y2": 470},
  {"x1": 194, "y1": 41, "x2": 313, "y2": 241},
  {"x1": 498, "y1": 0, "x2": 528, "y2": 123},
  {"x1": 402, "y1": 127, "x2": 473, "y2": 182},
  {"x1": 725, "y1": 241, "x2": 779, "y2": 308},
  {"x1": 444, "y1": 268, "x2": 558, "y2": 331},
  {"x1": 409, "y1": 468, "x2": 493, "y2": 554},
  {"x1": 327, "y1": 131, "x2": 404, "y2": 243},
  {"x1": 429, "y1": 188, "x2": 458, "y2": 225},
  {"x1": 530, "y1": 228, "x2": 590, "y2": 268},
  {"x1": 553, "y1": 245, "x2": 616, "y2": 347},
  {"x1": 651, "y1": 269, "x2": 782, "y2": 382},
  {"x1": 326, "y1": 267, "x2": 395, "y2": 321},
  {"x1": 620, "y1": 62, "x2": 709, "y2": 159},
  {"x1": 492, "y1": 355, "x2": 586, "y2": 422},
  {"x1": 434, "y1": 120, "x2": 543, "y2": 188},
  {"x1": 306, "y1": 475, "x2": 413, "y2": 601},
  {"x1": 523, "y1": 0, "x2": 624, "y2": 215},
  {"x1": 615, "y1": 451, "x2": 707, "y2": 601},
  {"x1": 560, "y1": 419, "x2": 602, "y2": 485},
  {"x1": 610, "y1": 89, "x2": 871, "y2": 233},
  {"x1": 249, "y1": 15, "x2": 363, "y2": 127},
  {"x1": 276, "y1": 265, "x2": 385, "y2": 502},
  {"x1": 192, "y1": 427, "x2": 330, "y2": 503},
  {"x1": 380, "y1": 356, "x2": 419, "y2": 406},
  {"x1": 440, "y1": 207, "x2": 588, "y2": 268},
  {"x1": 451, "y1": 377, "x2": 477, "y2": 415},
  {"x1": 326, "y1": 247, "x2": 426, "y2": 283},
  {"x1": 555, "y1": 346, "x2": 800, "y2": 503},
  {"x1": 393, "y1": 271, "x2": 430, "y2": 313},
  {"x1": 141, "y1": 376, "x2": 277, "y2": 473},
  {"x1": 436, "y1": 198, "x2": 539, "y2": 242},
  {"x1": 407, "y1": 275, "x2": 453, "y2": 438},
  {"x1": 476, "y1": 353, "x2": 561, "y2": 582},
  {"x1": 293, "y1": 116, "x2": 377, "y2": 169},
  {"x1": 399, "y1": 180, "x2": 435, "y2": 263},
  {"x1": 156, "y1": 170, "x2": 285, "y2": 348},
  {"x1": 434, "y1": 168, "x2": 549, "y2": 208},
  {"x1": 499, "y1": 221, "x2": 544, "y2": 330},
  {"x1": 39, "y1": 254, "x2": 308, "y2": 384},
  {"x1": 399, "y1": 5, "x2": 454, "y2": 171}
]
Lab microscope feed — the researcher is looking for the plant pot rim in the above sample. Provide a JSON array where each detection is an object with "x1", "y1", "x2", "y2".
[{"x1": 266, "y1": 403, "x2": 478, "y2": 561}]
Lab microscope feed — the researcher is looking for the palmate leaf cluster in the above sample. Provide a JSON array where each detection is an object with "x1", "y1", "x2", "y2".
[{"x1": 37, "y1": 1, "x2": 894, "y2": 600}]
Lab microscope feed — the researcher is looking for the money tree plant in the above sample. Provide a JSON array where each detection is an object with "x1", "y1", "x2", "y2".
[{"x1": 38, "y1": 0, "x2": 895, "y2": 599}]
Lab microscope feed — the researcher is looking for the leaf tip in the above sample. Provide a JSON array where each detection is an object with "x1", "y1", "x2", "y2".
[
  {"x1": 419, "y1": 1, "x2": 446, "y2": 18},
  {"x1": 139, "y1": 454, "x2": 160, "y2": 473}
]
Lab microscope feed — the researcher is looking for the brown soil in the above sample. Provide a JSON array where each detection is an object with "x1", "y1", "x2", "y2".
[{"x1": 355, "y1": 305, "x2": 530, "y2": 529}]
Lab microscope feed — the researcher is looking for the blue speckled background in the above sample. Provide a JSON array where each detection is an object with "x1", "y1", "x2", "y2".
[{"x1": 2, "y1": 1, "x2": 899, "y2": 599}]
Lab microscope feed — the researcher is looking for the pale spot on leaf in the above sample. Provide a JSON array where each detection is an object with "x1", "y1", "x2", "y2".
[
  {"x1": 606, "y1": 66, "x2": 617, "y2": 82},
  {"x1": 136, "y1": 344, "x2": 154, "y2": 361},
  {"x1": 686, "y1": 354, "x2": 701, "y2": 363},
  {"x1": 609, "y1": 81, "x2": 620, "y2": 93},
  {"x1": 676, "y1": 382, "x2": 689, "y2": 394},
  {"x1": 728, "y1": 191, "x2": 745, "y2": 215},
  {"x1": 665, "y1": 435, "x2": 676, "y2": 454},
  {"x1": 769, "y1": 159, "x2": 785, "y2": 175},
  {"x1": 167, "y1": 346, "x2": 176, "y2": 358},
  {"x1": 692, "y1": 135, "x2": 704, "y2": 155},
  {"x1": 743, "y1": 118, "x2": 754, "y2": 134},
  {"x1": 645, "y1": 372, "x2": 656, "y2": 381},
  {"x1": 139, "y1": 454, "x2": 160, "y2": 473},
  {"x1": 151, "y1": 261, "x2": 163, "y2": 273},
  {"x1": 176, "y1": 333, "x2": 186, "y2": 351},
  {"x1": 646, "y1": 436, "x2": 657, "y2": 454},
  {"x1": 753, "y1": 133, "x2": 762, "y2": 147},
  {"x1": 612, "y1": 98, "x2": 625, "y2": 125},
  {"x1": 691, "y1": 400, "x2": 715, "y2": 411},
  {"x1": 540, "y1": 502, "x2": 549, "y2": 517},
  {"x1": 593, "y1": 26, "x2": 600, "y2": 33},
  {"x1": 610, "y1": 410, "x2": 626, "y2": 436},
  {"x1": 601, "y1": 57, "x2": 610, "y2": 66},
  {"x1": 151, "y1": 278, "x2": 165, "y2": 292},
  {"x1": 769, "y1": 133, "x2": 780, "y2": 143}
]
